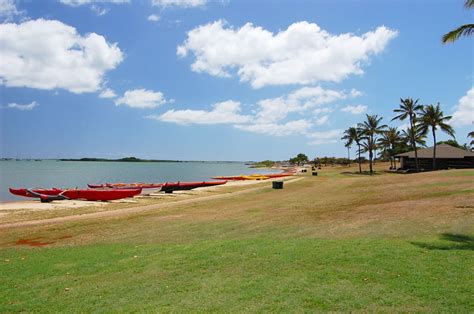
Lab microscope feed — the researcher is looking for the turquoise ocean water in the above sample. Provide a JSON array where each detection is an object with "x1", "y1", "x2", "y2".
[{"x1": 0, "y1": 160, "x2": 280, "y2": 202}]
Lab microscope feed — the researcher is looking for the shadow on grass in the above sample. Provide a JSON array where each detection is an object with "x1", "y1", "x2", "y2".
[{"x1": 411, "y1": 233, "x2": 474, "y2": 251}]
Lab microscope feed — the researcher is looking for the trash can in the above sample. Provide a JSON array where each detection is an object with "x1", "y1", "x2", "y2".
[
  {"x1": 312, "y1": 171, "x2": 318, "y2": 176},
  {"x1": 272, "y1": 181, "x2": 284, "y2": 189}
]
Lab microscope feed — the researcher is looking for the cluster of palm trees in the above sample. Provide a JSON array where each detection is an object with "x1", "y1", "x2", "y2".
[
  {"x1": 342, "y1": 98, "x2": 456, "y2": 174},
  {"x1": 340, "y1": 0, "x2": 474, "y2": 175}
]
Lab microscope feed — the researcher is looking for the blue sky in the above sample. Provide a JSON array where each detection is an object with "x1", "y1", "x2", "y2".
[{"x1": 0, "y1": 0, "x2": 472, "y2": 161}]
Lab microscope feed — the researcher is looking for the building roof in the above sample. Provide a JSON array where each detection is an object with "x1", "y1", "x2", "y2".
[{"x1": 395, "y1": 144, "x2": 474, "y2": 159}]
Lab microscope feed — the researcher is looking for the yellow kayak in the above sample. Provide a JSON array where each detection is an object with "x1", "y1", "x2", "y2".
[{"x1": 241, "y1": 175, "x2": 269, "y2": 180}]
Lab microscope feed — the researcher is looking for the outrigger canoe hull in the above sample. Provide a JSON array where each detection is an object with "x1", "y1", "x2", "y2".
[
  {"x1": 9, "y1": 188, "x2": 141, "y2": 202},
  {"x1": 160, "y1": 181, "x2": 226, "y2": 193}
]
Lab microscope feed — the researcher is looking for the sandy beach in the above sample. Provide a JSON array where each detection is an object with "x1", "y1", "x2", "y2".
[{"x1": 0, "y1": 175, "x2": 304, "y2": 228}]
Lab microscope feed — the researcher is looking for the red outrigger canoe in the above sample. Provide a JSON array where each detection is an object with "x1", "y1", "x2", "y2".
[
  {"x1": 9, "y1": 188, "x2": 141, "y2": 202},
  {"x1": 88, "y1": 183, "x2": 164, "y2": 189},
  {"x1": 160, "y1": 181, "x2": 227, "y2": 193}
]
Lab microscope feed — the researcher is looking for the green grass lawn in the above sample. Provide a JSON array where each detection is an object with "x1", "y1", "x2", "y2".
[{"x1": 1, "y1": 165, "x2": 473, "y2": 312}]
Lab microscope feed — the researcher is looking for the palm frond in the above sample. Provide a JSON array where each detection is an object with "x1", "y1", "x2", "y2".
[{"x1": 442, "y1": 24, "x2": 474, "y2": 43}]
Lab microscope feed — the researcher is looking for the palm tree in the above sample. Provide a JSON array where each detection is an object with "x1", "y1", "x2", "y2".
[
  {"x1": 359, "y1": 114, "x2": 387, "y2": 174},
  {"x1": 392, "y1": 98, "x2": 423, "y2": 172},
  {"x1": 341, "y1": 127, "x2": 363, "y2": 173},
  {"x1": 378, "y1": 127, "x2": 402, "y2": 170},
  {"x1": 468, "y1": 131, "x2": 474, "y2": 147},
  {"x1": 401, "y1": 124, "x2": 427, "y2": 169},
  {"x1": 442, "y1": 0, "x2": 474, "y2": 43},
  {"x1": 419, "y1": 103, "x2": 455, "y2": 170}
]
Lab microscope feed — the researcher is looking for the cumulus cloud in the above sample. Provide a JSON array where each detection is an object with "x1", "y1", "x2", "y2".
[
  {"x1": 0, "y1": 19, "x2": 123, "y2": 93},
  {"x1": 254, "y1": 86, "x2": 360, "y2": 123},
  {"x1": 350, "y1": 89, "x2": 363, "y2": 97},
  {"x1": 99, "y1": 88, "x2": 117, "y2": 98},
  {"x1": 235, "y1": 119, "x2": 312, "y2": 137},
  {"x1": 151, "y1": 0, "x2": 206, "y2": 8},
  {"x1": 6, "y1": 101, "x2": 38, "y2": 111},
  {"x1": 178, "y1": 20, "x2": 398, "y2": 88},
  {"x1": 0, "y1": 0, "x2": 24, "y2": 21},
  {"x1": 451, "y1": 87, "x2": 474, "y2": 126},
  {"x1": 146, "y1": 85, "x2": 362, "y2": 141},
  {"x1": 341, "y1": 104, "x2": 367, "y2": 114},
  {"x1": 307, "y1": 129, "x2": 343, "y2": 145},
  {"x1": 115, "y1": 89, "x2": 167, "y2": 108},
  {"x1": 315, "y1": 115, "x2": 329, "y2": 125},
  {"x1": 148, "y1": 14, "x2": 160, "y2": 22},
  {"x1": 313, "y1": 108, "x2": 333, "y2": 115},
  {"x1": 148, "y1": 100, "x2": 251, "y2": 124},
  {"x1": 59, "y1": 0, "x2": 130, "y2": 6}
]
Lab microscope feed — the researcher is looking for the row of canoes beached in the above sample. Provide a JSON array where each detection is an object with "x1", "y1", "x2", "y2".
[
  {"x1": 9, "y1": 170, "x2": 296, "y2": 202},
  {"x1": 9, "y1": 181, "x2": 227, "y2": 202},
  {"x1": 9, "y1": 188, "x2": 142, "y2": 202},
  {"x1": 212, "y1": 171, "x2": 296, "y2": 181}
]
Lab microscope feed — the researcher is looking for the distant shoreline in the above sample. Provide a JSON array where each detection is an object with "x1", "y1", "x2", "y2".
[{"x1": 0, "y1": 158, "x2": 254, "y2": 164}]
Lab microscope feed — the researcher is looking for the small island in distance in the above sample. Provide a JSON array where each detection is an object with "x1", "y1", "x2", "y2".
[
  {"x1": 59, "y1": 157, "x2": 252, "y2": 163},
  {"x1": 1, "y1": 157, "x2": 269, "y2": 165},
  {"x1": 60, "y1": 157, "x2": 187, "y2": 162}
]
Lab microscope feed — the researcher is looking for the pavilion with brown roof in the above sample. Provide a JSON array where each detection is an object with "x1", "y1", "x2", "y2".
[{"x1": 395, "y1": 144, "x2": 474, "y2": 170}]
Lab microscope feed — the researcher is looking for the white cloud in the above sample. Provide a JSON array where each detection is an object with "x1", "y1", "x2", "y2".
[
  {"x1": 149, "y1": 100, "x2": 251, "y2": 124},
  {"x1": 99, "y1": 88, "x2": 117, "y2": 98},
  {"x1": 350, "y1": 88, "x2": 363, "y2": 97},
  {"x1": 315, "y1": 115, "x2": 329, "y2": 125},
  {"x1": 307, "y1": 129, "x2": 343, "y2": 145},
  {"x1": 288, "y1": 86, "x2": 351, "y2": 106},
  {"x1": 235, "y1": 119, "x2": 312, "y2": 137},
  {"x1": 148, "y1": 14, "x2": 160, "y2": 22},
  {"x1": 0, "y1": 19, "x2": 123, "y2": 94},
  {"x1": 6, "y1": 101, "x2": 38, "y2": 111},
  {"x1": 254, "y1": 86, "x2": 360, "y2": 123},
  {"x1": 60, "y1": 0, "x2": 128, "y2": 15},
  {"x1": 253, "y1": 97, "x2": 300, "y2": 123},
  {"x1": 146, "y1": 86, "x2": 361, "y2": 140},
  {"x1": 341, "y1": 104, "x2": 367, "y2": 114},
  {"x1": 59, "y1": 0, "x2": 130, "y2": 6},
  {"x1": 0, "y1": 0, "x2": 23, "y2": 20},
  {"x1": 151, "y1": 0, "x2": 206, "y2": 8},
  {"x1": 451, "y1": 87, "x2": 474, "y2": 126},
  {"x1": 115, "y1": 89, "x2": 167, "y2": 108},
  {"x1": 91, "y1": 4, "x2": 109, "y2": 15},
  {"x1": 313, "y1": 107, "x2": 333, "y2": 115},
  {"x1": 178, "y1": 20, "x2": 398, "y2": 88}
]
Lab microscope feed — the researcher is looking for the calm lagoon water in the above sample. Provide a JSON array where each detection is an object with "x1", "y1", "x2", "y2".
[{"x1": 0, "y1": 160, "x2": 280, "y2": 202}]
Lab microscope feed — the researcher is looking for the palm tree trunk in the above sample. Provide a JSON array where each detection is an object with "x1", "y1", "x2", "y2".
[
  {"x1": 347, "y1": 146, "x2": 350, "y2": 166},
  {"x1": 369, "y1": 136, "x2": 373, "y2": 174},
  {"x1": 410, "y1": 116, "x2": 419, "y2": 172},
  {"x1": 432, "y1": 128, "x2": 437, "y2": 170},
  {"x1": 369, "y1": 149, "x2": 373, "y2": 174},
  {"x1": 357, "y1": 143, "x2": 362, "y2": 173}
]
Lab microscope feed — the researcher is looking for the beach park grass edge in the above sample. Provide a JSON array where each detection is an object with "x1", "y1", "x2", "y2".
[{"x1": 1, "y1": 164, "x2": 473, "y2": 312}]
